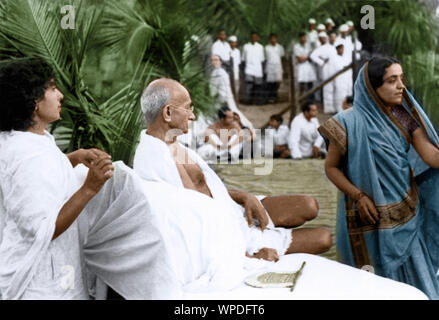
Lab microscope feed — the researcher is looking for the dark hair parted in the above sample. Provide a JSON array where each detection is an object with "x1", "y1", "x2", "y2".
[
  {"x1": 218, "y1": 104, "x2": 231, "y2": 119},
  {"x1": 270, "y1": 114, "x2": 283, "y2": 123},
  {"x1": 367, "y1": 56, "x2": 401, "y2": 91},
  {"x1": 301, "y1": 101, "x2": 317, "y2": 113},
  {"x1": 0, "y1": 58, "x2": 54, "y2": 131}
]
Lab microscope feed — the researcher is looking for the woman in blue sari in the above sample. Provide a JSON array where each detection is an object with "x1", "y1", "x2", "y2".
[{"x1": 319, "y1": 57, "x2": 439, "y2": 299}]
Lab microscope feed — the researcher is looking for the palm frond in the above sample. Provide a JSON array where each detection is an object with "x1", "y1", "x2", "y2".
[{"x1": 0, "y1": 0, "x2": 71, "y2": 85}]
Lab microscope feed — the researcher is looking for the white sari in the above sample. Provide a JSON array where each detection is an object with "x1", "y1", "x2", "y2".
[{"x1": 0, "y1": 131, "x2": 179, "y2": 299}]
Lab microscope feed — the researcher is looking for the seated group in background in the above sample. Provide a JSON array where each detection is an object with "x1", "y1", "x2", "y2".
[
  {"x1": 288, "y1": 101, "x2": 326, "y2": 160},
  {"x1": 197, "y1": 107, "x2": 244, "y2": 163},
  {"x1": 0, "y1": 59, "x2": 431, "y2": 300},
  {"x1": 267, "y1": 114, "x2": 291, "y2": 159}
]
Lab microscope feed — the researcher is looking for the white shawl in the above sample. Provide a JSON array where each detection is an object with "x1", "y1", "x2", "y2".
[
  {"x1": 0, "y1": 131, "x2": 84, "y2": 299},
  {"x1": 0, "y1": 131, "x2": 179, "y2": 299},
  {"x1": 133, "y1": 131, "x2": 248, "y2": 292}
]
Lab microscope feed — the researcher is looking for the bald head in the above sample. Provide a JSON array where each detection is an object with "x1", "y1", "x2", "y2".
[{"x1": 141, "y1": 78, "x2": 189, "y2": 126}]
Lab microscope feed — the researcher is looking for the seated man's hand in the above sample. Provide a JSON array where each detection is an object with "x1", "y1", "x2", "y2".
[
  {"x1": 273, "y1": 144, "x2": 287, "y2": 153},
  {"x1": 312, "y1": 146, "x2": 321, "y2": 158},
  {"x1": 252, "y1": 248, "x2": 279, "y2": 262},
  {"x1": 243, "y1": 193, "x2": 269, "y2": 231}
]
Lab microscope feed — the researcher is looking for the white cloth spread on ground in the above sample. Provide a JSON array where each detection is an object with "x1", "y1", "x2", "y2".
[
  {"x1": 0, "y1": 131, "x2": 179, "y2": 299},
  {"x1": 133, "y1": 132, "x2": 292, "y2": 256},
  {"x1": 183, "y1": 253, "x2": 428, "y2": 300}
]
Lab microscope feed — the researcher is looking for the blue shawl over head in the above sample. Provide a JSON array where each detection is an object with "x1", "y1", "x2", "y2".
[{"x1": 319, "y1": 62, "x2": 439, "y2": 299}]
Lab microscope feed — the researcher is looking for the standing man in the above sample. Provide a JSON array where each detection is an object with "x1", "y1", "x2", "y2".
[
  {"x1": 310, "y1": 32, "x2": 338, "y2": 114},
  {"x1": 242, "y1": 31, "x2": 265, "y2": 104},
  {"x1": 328, "y1": 31, "x2": 337, "y2": 46},
  {"x1": 264, "y1": 33, "x2": 285, "y2": 103},
  {"x1": 211, "y1": 29, "x2": 232, "y2": 74},
  {"x1": 332, "y1": 41, "x2": 351, "y2": 113},
  {"x1": 209, "y1": 55, "x2": 253, "y2": 129},
  {"x1": 338, "y1": 23, "x2": 362, "y2": 96},
  {"x1": 228, "y1": 35, "x2": 241, "y2": 98},
  {"x1": 294, "y1": 32, "x2": 316, "y2": 101},
  {"x1": 288, "y1": 101, "x2": 325, "y2": 160},
  {"x1": 307, "y1": 18, "x2": 319, "y2": 50},
  {"x1": 325, "y1": 18, "x2": 335, "y2": 32}
]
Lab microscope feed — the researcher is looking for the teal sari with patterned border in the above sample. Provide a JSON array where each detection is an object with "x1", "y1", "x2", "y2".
[{"x1": 319, "y1": 63, "x2": 439, "y2": 299}]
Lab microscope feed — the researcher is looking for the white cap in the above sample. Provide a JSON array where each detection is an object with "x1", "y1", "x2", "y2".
[
  {"x1": 339, "y1": 24, "x2": 349, "y2": 32},
  {"x1": 317, "y1": 24, "x2": 325, "y2": 31},
  {"x1": 346, "y1": 20, "x2": 354, "y2": 27},
  {"x1": 228, "y1": 35, "x2": 237, "y2": 42},
  {"x1": 318, "y1": 32, "x2": 328, "y2": 39},
  {"x1": 308, "y1": 18, "x2": 316, "y2": 24},
  {"x1": 325, "y1": 18, "x2": 335, "y2": 26},
  {"x1": 334, "y1": 40, "x2": 344, "y2": 48}
]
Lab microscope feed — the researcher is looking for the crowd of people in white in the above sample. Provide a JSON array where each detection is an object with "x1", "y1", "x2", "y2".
[{"x1": 184, "y1": 18, "x2": 361, "y2": 162}]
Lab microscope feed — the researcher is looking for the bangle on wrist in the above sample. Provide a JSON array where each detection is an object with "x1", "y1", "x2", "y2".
[{"x1": 354, "y1": 191, "x2": 367, "y2": 202}]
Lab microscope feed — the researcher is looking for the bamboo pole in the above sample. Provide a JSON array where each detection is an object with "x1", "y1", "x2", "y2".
[{"x1": 288, "y1": 56, "x2": 300, "y2": 124}]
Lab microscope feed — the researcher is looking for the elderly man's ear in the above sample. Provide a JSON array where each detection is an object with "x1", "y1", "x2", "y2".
[{"x1": 162, "y1": 105, "x2": 172, "y2": 123}]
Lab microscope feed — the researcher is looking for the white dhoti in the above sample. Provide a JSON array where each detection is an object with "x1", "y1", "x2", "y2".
[
  {"x1": 134, "y1": 132, "x2": 293, "y2": 257},
  {"x1": 197, "y1": 133, "x2": 242, "y2": 163}
]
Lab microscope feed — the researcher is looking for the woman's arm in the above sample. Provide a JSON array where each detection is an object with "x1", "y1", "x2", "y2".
[
  {"x1": 67, "y1": 148, "x2": 110, "y2": 168},
  {"x1": 412, "y1": 127, "x2": 439, "y2": 168},
  {"x1": 325, "y1": 143, "x2": 379, "y2": 224},
  {"x1": 52, "y1": 155, "x2": 113, "y2": 239}
]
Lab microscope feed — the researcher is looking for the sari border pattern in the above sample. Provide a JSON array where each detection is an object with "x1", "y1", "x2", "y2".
[{"x1": 318, "y1": 117, "x2": 347, "y2": 156}]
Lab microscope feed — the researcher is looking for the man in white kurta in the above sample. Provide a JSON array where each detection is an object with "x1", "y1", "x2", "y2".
[
  {"x1": 229, "y1": 35, "x2": 241, "y2": 97},
  {"x1": 209, "y1": 55, "x2": 253, "y2": 129},
  {"x1": 294, "y1": 32, "x2": 317, "y2": 100},
  {"x1": 266, "y1": 114, "x2": 290, "y2": 158},
  {"x1": 288, "y1": 103, "x2": 325, "y2": 159},
  {"x1": 332, "y1": 42, "x2": 351, "y2": 113},
  {"x1": 337, "y1": 23, "x2": 362, "y2": 96},
  {"x1": 306, "y1": 18, "x2": 319, "y2": 50},
  {"x1": 211, "y1": 29, "x2": 232, "y2": 74},
  {"x1": 310, "y1": 32, "x2": 338, "y2": 113},
  {"x1": 242, "y1": 32, "x2": 265, "y2": 104},
  {"x1": 264, "y1": 34, "x2": 285, "y2": 103}
]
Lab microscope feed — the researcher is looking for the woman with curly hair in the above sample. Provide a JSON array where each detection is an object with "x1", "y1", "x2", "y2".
[{"x1": 0, "y1": 59, "x2": 178, "y2": 299}]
